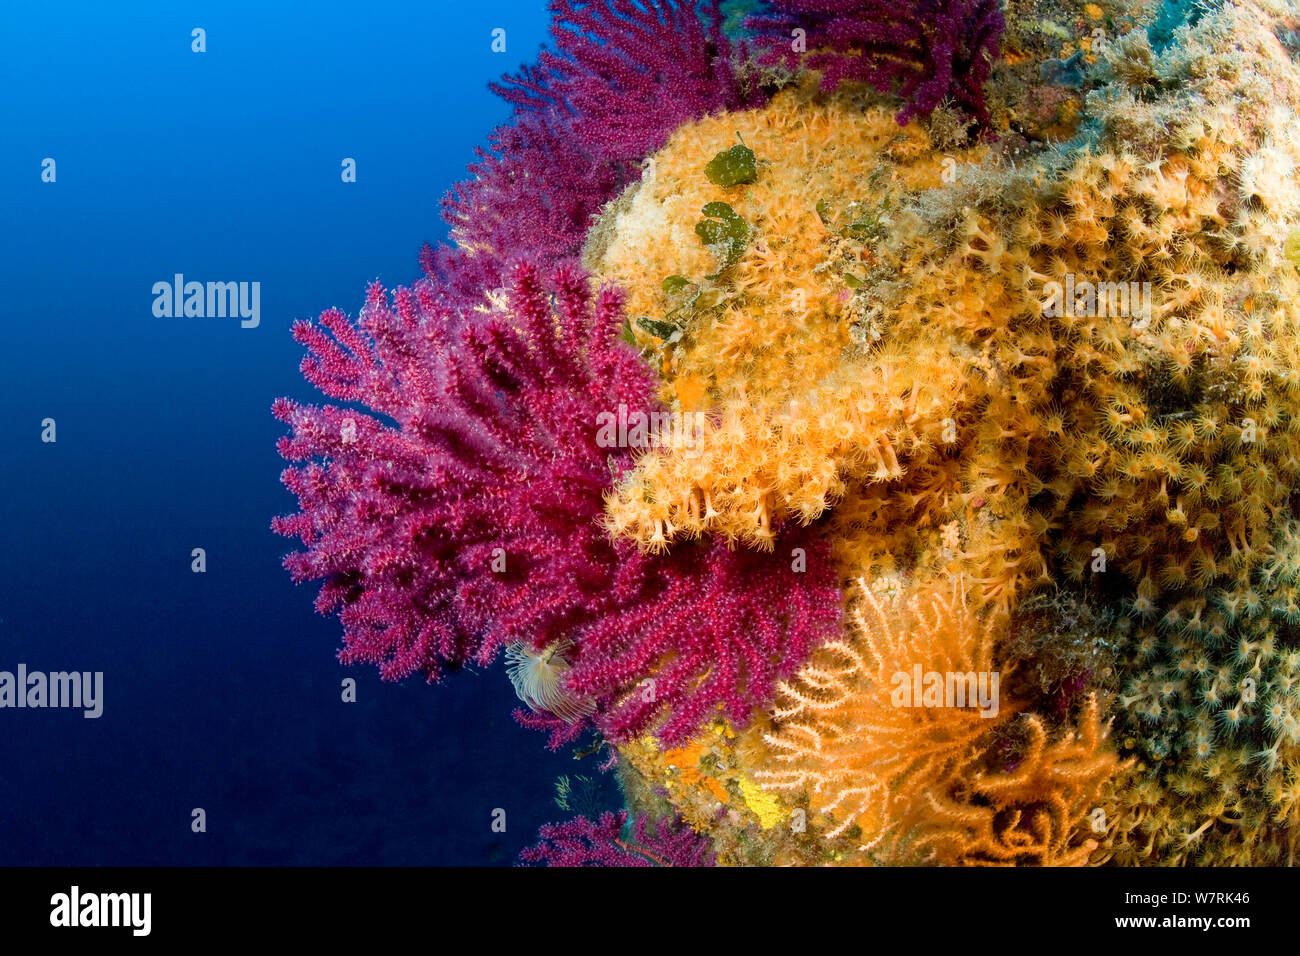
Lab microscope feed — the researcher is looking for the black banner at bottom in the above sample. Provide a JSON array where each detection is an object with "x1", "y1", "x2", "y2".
[{"x1": 0, "y1": 865, "x2": 1279, "y2": 943}]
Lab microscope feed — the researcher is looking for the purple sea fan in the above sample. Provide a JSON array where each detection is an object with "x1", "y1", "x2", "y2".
[
  {"x1": 272, "y1": 259, "x2": 841, "y2": 745},
  {"x1": 433, "y1": 0, "x2": 766, "y2": 290},
  {"x1": 519, "y1": 811, "x2": 715, "y2": 867},
  {"x1": 495, "y1": 0, "x2": 762, "y2": 165},
  {"x1": 566, "y1": 528, "x2": 842, "y2": 747},
  {"x1": 272, "y1": 260, "x2": 655, "y2": 681},
  {"x1": 748, "y1": 0, "x2": 1005, "y2": 127}
]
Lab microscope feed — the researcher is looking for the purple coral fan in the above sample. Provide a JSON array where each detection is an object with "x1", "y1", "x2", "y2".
[
  {"x1": 273, "y1": 261, "x2": 655, "y2": 681},
  {"x1": 494, "y1": 0, "x2": 760, "y2": 164},
  {"x1": 749, "y1": 0, "x2": 1005, "y2": 126},
  {"x1": 519, "y1": 811, "x2": 715, "y2": 867},
  {"x1": 430, "y1": 0, "x2": 766, "y2": 294},
  {"x1": 512, "y1": 707, "x2": 594, "y2": 752},
  {"x1": 564, "y1": 531, "x2": 841, "y2": 746},
  {"x1": 273, "y1": 260, "x2": 841, "y2": 746}
]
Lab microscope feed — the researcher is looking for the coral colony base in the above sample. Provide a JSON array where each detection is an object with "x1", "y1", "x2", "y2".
[{"x1": 274, "y1": 0, "x2": 1300, "y2": 865}]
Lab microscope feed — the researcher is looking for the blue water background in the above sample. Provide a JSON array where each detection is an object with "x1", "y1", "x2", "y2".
[{"x1": 0, "y1": 0, "x2": 620, "y2": 865}]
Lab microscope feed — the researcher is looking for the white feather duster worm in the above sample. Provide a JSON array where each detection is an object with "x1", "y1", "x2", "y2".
[{"x1": 505, "y1": 640, "x2": 594, "y2": 723}]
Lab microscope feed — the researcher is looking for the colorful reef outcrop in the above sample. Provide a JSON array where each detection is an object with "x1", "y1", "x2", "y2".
[{"x1": 275, "y1": 0, "x2": 1300, "y2": 865}]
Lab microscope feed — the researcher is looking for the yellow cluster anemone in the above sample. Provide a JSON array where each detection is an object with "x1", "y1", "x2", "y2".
[{"x1": 587, "y1": 82, "x2": 980, "y2": 551}]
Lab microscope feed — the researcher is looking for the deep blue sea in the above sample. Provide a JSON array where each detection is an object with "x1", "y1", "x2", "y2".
[{"x1": 0, "y1": 0, "x2": 619, "y2": 865}]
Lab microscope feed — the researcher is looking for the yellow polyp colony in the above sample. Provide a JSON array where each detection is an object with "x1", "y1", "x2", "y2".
[
  {"x1": 598, "y1": 0, "x2": 1300, "y2": 865},
  {"x1": 587, "y1": 82, "x2": 980, "y2": 551}
]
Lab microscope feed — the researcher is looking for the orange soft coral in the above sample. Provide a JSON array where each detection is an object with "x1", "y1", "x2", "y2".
[{"x1": 755, "y1": 574, "x2": 1120, "y2": 863}]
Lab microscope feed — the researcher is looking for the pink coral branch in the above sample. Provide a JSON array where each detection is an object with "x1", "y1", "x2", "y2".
[
  {"x1": 430, "y1": 1, "x2": 766, "y2": 298},
  {"x1": 519, "y1": 811, "x2": 715, "y2": 867},
  {"x1": 749, "y1": 0, "x2": 1004, "y2": 127}
]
